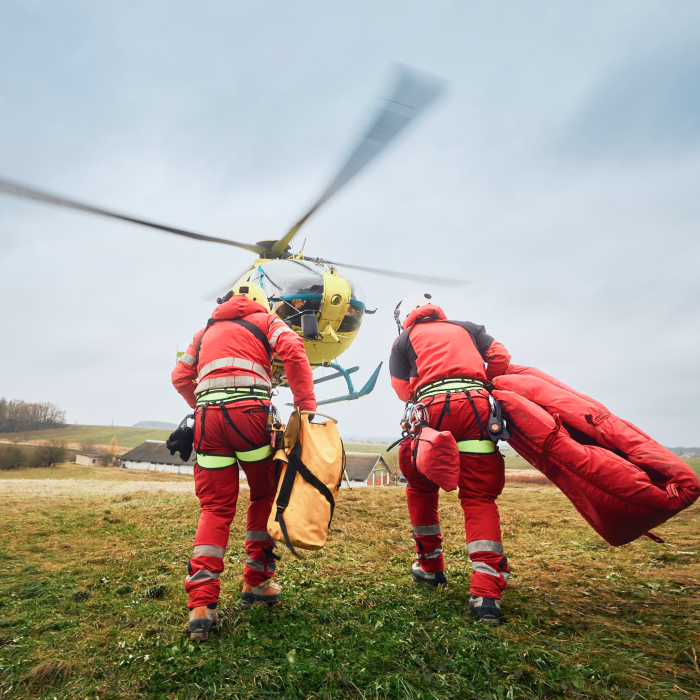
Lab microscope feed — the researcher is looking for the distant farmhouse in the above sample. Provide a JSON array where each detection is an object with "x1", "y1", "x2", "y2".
[
  {"x1": 121, "y1": 440, "x2": 196, "y2": 475},
  {"x1": 76, "y1": 452, "x2": 115, "y2": 466},
  {"x1": 120, "y1": 442, "x2": 391, "y2": 484},
  {"x1": 343, "y1": 452, "x2": 391, "y2": 487},
  {"x1": 121, "y1": 440, "x2": 244, "y2": 477}
]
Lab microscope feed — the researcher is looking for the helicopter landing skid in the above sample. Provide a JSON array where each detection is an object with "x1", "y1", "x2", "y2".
[{"x1": 285, "y1": 361, "x2": 383, "y2": 406}]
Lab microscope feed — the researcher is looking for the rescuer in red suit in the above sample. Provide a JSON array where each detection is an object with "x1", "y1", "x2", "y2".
[
  {"x1": 172, "y1": 283, "x2": 316, "y2": 640},
  {"x1": 390, "y1": 291, "x2": 511, "y2": 624}
]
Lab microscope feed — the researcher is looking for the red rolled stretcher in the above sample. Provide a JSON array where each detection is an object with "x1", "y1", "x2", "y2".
[{"x1": 492, "y1": 365, "x2": 700, "y2": 546}]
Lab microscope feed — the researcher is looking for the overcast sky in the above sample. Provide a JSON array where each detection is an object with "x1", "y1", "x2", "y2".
[{"x1": 1, "y1": 1, "x2": 699, "y2": 444}]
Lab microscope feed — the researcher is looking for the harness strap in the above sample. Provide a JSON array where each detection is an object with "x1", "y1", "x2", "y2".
[
  {"x1": 416, "y1": 378, "x2": 484, "y2": 401},
  {"x1": 196, "y1": 404, "x2": 207, "y2": 453},
  {"x1": 465, "y1": 390, "x2": 486, "y2": 440},
  {"x1": 221, "y1": 403, "x2": 257, "y2": 449},
  {"x1": 457, "y1": 439, "x2": 496, "y2": 454},
  {"x1": 196, "y1": 388, "x2": 270, "y2": 406},
  {"x1": 434, "y1": 393, "x2": 451, "y2": 432},
  {"x1": 196, "y1": 444, "x2": 273, "y2": 469}
]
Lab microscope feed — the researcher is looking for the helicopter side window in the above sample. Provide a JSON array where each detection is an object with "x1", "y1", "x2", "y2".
[
  {"x1": 273, "y1": 295, "x2": 322, "y2": 326},
  {"x1": 338, "y1": 302, "x2": 364, "y2": 333}
]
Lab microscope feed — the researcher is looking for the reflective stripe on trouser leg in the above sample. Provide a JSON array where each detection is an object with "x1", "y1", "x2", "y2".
[
  {"x1": 188, "y1": 464, "x2": 239, "y2": 610},
  {"x1": 469, "y1": 551, "x2": 510, "y2": 599},
  {"x1": 411, "y1": 524, "x2": 444, "y2": 573},
  {"x1": 244, "y1": 531, "x2": 277, "y2": 581},
  {"x1": 186, "y1": 545, "x2": 226, "y2": 609},
  {"x1": 242, "y1": 459, "x2": 278, "y2": 586}
]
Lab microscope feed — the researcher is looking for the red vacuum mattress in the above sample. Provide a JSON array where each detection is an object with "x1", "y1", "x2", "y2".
[{"x1": 492, "y1": 365, "x2": 700, "y2": 545}]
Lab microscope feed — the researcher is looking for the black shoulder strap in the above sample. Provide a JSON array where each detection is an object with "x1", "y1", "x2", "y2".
[
  {"x1": 194, "y1": 317, "x2": 273, "y2": 366},
  {"x1": 228, "y1": 318, "x2": 273, "y2": 364}
]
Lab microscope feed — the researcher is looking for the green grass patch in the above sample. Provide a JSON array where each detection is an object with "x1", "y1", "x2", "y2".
[
  {"x1": 0, "y1": 424, "x2": 171, "y2": 448},
  {"x1": 0, "y1": 470, "x2": 698, "y2": 698}
]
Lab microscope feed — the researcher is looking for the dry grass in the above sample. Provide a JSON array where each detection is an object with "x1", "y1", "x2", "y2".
[{"x1": 0, "y1": 464, "x2": 698, "y2": 699}]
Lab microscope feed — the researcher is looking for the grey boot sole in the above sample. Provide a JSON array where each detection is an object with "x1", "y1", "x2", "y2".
[
  {"x1": 240, "y1": 592, "x2": 282, "y2": 609},
  {"x1": 189, "y1": 619, "x2": 215, "y2": 641}
]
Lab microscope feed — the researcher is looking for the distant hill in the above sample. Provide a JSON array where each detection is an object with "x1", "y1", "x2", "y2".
[{"x1": 132, "y1": 421, "x2": 177, "y2": 430}]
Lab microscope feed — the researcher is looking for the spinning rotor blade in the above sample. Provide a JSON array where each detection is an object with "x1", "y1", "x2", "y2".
[
  {"x1": 202, "y1": 263, "x2": 256, "y2": 302},
  {"x1": 0, "y1": 178, "x2": 264, "y2": 255},
  {"x1": 314, "y1": 257, "x2": 468, "y2": 288},
  {"x1": 272, "y1": 64, "x2": 447, "y2": 255}
]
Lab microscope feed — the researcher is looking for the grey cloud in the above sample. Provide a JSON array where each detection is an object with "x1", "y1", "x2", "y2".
[{"x1": 554, "y1": 43, "x2": 700, "y2": 160}]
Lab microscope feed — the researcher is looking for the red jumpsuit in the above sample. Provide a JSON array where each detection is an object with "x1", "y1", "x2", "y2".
[
  {"x1": 389, "y1": 304, "x2": 511, "y2": 599},
  {"x1": 172, "y1": 296, "x2": 316, "y2": 609}
]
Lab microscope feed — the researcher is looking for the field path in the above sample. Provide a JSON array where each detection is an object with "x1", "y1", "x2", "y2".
[{"x1": 0, "y1": 477, "x2": 212, "y2": 501}]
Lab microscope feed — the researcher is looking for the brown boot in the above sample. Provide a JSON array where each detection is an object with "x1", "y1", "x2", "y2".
[
  {"x1": 240, "y1": 580, "x2": 282, "y2": 609},
  {"x1": 188, "y1": 606, "x2": 218, "y2": 641}
]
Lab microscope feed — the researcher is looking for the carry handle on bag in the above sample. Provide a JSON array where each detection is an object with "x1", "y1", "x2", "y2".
[{"x1": 267, "y1": 410, "x2": 345, "y2": 556}]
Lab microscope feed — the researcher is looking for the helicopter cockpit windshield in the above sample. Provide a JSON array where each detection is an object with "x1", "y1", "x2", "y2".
[{"x1": 249, "y1": 259, "x2": 365, "y2": 332}]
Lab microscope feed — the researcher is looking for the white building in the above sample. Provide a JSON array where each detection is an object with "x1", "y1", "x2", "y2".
[
  {"x1": 120, "y1": 440, "x2": 197, "y2": 475},
  {"x1": 76, "y1": 452, "x2": 113, "y2": 466},
  {"x1": 343, "y1": 452, "x2": 392, "y2": 487},
  {"x1": 121, "y1": 440, "x2": 246, "y2": 477}
]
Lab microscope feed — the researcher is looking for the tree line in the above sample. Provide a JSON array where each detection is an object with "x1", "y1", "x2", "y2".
[
  {"x1": 0, "y1": 442, "x2": 68, "y2": 470},
  {"x1": 0, "y1": 398, "x2": 67, "y2": 433}
]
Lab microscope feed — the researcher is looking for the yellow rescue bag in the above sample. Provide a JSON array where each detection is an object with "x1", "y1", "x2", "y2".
[{"x1": 267, "y1": 410, "x2": 345, "y2": 555}]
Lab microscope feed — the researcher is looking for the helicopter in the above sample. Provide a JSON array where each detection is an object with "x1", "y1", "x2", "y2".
[{"x1": 0, "y1": 65, "x2": 465, "y2": 405}]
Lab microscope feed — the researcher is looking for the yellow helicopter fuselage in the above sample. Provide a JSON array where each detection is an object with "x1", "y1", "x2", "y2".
[{"x1": 237, "y1": 258, "x2": 364, "y2": 385}]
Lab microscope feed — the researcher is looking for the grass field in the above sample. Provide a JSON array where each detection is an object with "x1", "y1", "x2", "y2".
[
  {"x1": 1, "y1": 464, "x2": 698, "y2": 699},
  {"x1": 0, "y1": 425, "x2": 172, "y2": 451}
]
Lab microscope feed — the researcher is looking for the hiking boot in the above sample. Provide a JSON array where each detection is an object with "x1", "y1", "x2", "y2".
[
  {"x1": 469, "y1": 595, "x2": 501, "y2": 625},
  {"x1": 188, "y1": 606, "x2": 218, "y2": 641},
  {"x1": 240, "y1": 580, "x2": 282, "y2": 609},
  {"x1": 411, "y1": 561, "x2": 448, "y2": 588}
]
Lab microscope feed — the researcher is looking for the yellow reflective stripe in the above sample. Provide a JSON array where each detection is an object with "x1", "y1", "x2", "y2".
[
  {"x1": 457, "y1": 439, "x2": 496, "y2": 454},
  {"x1": 197, "y1": 454, "x2": 236, "y2": 469},
  {"x1": 417, "y1": 379, "x2": 484, "y2": 400},
  {"x1": 195, "y1": 388, "x2": 270, "y2": 405},
  {"x1": 235, "y1": 445, "x2": 273, "y2": 462}
]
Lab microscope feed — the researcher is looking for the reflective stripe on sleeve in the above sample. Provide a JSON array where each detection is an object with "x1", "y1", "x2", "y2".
[
  {"x1": 246, "y1": 530, "x2": 274, "y2": 541},
  {"x1": 186, "y1": 569, "x2": 221, "y2": 583},
  {"x1": 236, "y1": 445, "x2": 273, "y2": 462},
  {"x1": 467, "y1": 540, "x2": 504, "y2": 555},
  {"x1": 196, "y1": 454, "x2": 236, "y2": 469},
  {"x1": 269, "y1": 323, "x2": 294, "y2": 349},
  {"x1": 198, "y1": 356, "x2": 270, "y2": 383},
  {"x1": 193, "y1": 544, "x2": 226, "y2": 558},
  {"x1": 179, "y1": 353, "x2": 196, "y2": 366},
  {"x1": 412, "y1": 524, "x2": 441, "y2": 536},
  {"x1": 195, "y1": 375, "x2": 271, "y2": 394},
  {"x1": 457, "y1": 439, "x2": 496, "y2": 454}
]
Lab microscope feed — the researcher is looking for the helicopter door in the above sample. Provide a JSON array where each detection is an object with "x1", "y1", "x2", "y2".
[{"x1": 319, "y1": 271, "x2": 351, "y2": 337}]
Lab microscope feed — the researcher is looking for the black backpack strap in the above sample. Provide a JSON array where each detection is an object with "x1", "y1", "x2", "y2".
[
  {"x1": 228, "y1": 318, "x2": 273, "y2": 364},
  {"x1": 274, "y1": 442, "x2": 336, "y2": 558},
  {"x1": 274, "y1": 454, "x2": 301, "y2": 557},
  {"x1": 194, "y1": 317, "x2": 273, "y2": 366}
]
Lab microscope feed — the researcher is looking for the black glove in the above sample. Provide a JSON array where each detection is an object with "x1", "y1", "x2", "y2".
[{"x1": 166, "y1": 425, "x2": 194, "y2": 462}]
